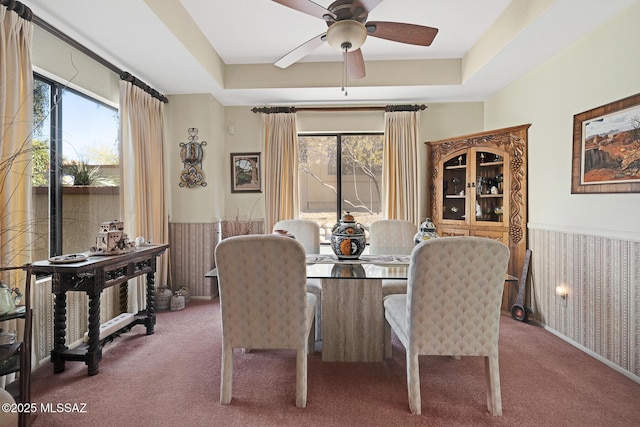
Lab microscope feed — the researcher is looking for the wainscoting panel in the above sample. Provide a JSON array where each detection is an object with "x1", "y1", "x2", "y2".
[
  {"x1": 169, "y1": 222, "x2": 221, "y2": 298},
  {"x1": 169, "y1": 221, "x2": 266, "y2": 298},
  {"x1": 529, "y1": 228, "x2": 639, "y2": 378}
]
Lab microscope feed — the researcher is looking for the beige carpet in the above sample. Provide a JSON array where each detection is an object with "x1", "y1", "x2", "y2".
[{"x1": 27, "y1": 299, "x2": 640, "y2": 426}]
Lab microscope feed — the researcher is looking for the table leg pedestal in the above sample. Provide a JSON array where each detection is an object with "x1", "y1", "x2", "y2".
[{"x1": 321, "y1": 278, "x2": 383, "y2": 362}]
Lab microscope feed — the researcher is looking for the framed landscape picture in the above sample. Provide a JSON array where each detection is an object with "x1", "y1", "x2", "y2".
[
  {"x1": 230, "y1": 152, "x2": 261, "y2": 193},
  {"x1": 572, "y1": 92, "x2": 640, "y2": 194}
]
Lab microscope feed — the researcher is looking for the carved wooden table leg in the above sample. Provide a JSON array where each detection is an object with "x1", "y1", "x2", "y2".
[
  {"x1": 52, "y1": 292, "x2": 67, "y2": 373},
  {"x1": 86, "y1": 293, "x2": 102, "y2": 376},
  {"x1": 119, "y1": 282, "x2": 128, "y2": 313},
  {"x1": 145, "y1": 271, "x2": 156, "y2": 335}
]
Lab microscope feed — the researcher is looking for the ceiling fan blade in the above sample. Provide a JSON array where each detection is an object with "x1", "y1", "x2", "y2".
[
  {"x1": 274, "y1": 33, "x2": 326, "y2": 69},
  {"x1": 272, "y1": 0, "x2": 336, "y2": 20},
  {"x1": 350, "y1": 0, "x2": 383, "y2": 17},
  {"x1": 346, "y1": 49, "x2": 366, "y2": 80},
  {"x1": 366, "y1": 21, "x2": 438, "y2": 46}
]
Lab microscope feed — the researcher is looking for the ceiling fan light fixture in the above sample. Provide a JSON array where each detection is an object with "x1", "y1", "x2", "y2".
[{"x1": 326, "y1": 20, "x2": 367, "y2": 52}]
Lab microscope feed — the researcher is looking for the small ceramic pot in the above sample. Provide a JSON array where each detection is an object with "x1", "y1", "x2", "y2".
[
  {"x1": 170, "y1": 293, "x2": 186, "y2": 311},
  {"x1": 414, "y1": 218, "x2": 439, "y2": 244},
  {"x1": 155, "y1": 286, "x2": 172, "y2": 311},
  {"x1": 330, "y1": 212, "x2": 366, "y2": 260},
  {"x1": 177, "y1": 286, "x2": 191, "y2": 304}
]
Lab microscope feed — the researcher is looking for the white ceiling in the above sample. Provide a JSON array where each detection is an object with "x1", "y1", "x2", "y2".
[{"x1": 25, "y1": 0, "x2": 637, "y2": 106}]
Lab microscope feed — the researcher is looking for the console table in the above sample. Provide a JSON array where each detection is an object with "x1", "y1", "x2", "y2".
[{"x1": 31, "y1": 244, "x2": 168, "y2": 376}]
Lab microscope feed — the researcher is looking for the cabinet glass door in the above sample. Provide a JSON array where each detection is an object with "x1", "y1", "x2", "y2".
[
  {"x1": 441, "y1": 152, "x2": 467, "y2": 222},
  {"x1": 471, "y1": 149, "x2": 508, "y2": 225}
]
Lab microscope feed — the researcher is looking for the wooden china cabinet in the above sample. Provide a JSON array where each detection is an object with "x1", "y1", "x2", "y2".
[{"x1": 426, "y1": 124, "x2": 530, "y2": 284}]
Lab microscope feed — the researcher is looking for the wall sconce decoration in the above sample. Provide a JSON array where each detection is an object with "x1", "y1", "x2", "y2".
[
  {"x1": 179, "y1": 128, "x2": 207, "y2": 188},
  {"x1": 556, "y1": 284, "x2": 568, "y2": 300}
]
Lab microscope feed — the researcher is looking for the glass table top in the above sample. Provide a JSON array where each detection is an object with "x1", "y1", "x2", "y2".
[
  {"x1": 306, "y1": 254, "x2": 409, "y2": 279},
  {"x1": 206, "y1": 252, "x2": 518, "y2": 283}
]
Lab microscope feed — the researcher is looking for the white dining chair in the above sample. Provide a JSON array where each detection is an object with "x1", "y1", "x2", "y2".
[
  {"x1": 273, "y1": 219, "x2": 323, "y2": 342},
  {"x1": 368, "y1": 219, "x2": 416, "y2": 296},
  {"x1": 383, "y1": 236, "x2": 510, "y2": 415},
  {"x1": 215, "y1": 234, "x2": 317, "y2": 408}
]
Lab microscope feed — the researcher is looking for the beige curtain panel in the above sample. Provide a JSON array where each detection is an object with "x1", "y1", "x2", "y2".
[
  {"x1": 0, "y1": 3, "x2": 33, "y2": 389},
  {"x1": 263, "y1": 112, "x2": 299, "y2": 232},
  {"x1": 382, "y1": 110, "x2": 420, "y2": 224},
  {"x1": 0, "y1": 5, "x2": 34, "y2": 268},
  {"x1": 119, "y1": 81, "x2": 169, "y2": 311}
]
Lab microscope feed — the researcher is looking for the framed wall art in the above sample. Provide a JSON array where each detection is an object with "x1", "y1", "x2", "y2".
[
  {"x1": 230, "y1": 152, "x2": 262, "y2": 193},
  {"x1": 572, "y1": 92, "x2": 640, "y2": 194}
]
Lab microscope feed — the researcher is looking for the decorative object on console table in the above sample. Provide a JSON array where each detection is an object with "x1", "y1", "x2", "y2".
[
  {"x1": 179, "y1": 127, "x2": 207, "y2": 188},
  {"x1": 426, "y1": 124, "x2": 530, "y2": 289},
  {"x1": 89, "y1": 220, "x2": 135, "y2": 255},
  {"x1": 571, "y1": 91, "x2": 640, "y2": 194},
  {"x1": 330, "y1": 212, "x2": 366, "y2": 260},
  {"x1": 230, "y1": 152, "x2": 261, "y2": 193}
]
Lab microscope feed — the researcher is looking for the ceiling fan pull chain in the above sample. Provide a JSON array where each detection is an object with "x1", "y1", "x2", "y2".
[{"x1": 342, "y1": 46, "x2": 348, "y2": 96}]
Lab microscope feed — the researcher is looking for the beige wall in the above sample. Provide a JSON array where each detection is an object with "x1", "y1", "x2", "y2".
[
  {"x1": 32, "y1": 26, "x2": 119, "y2": 106},
  {"x1": 165, "y1": 94, "x2": 226, "y2": 223},
  {"x1": 166, "y1": 102, "x2": 484, "y2": 224},
  {"x1": 485, "y1": 2, "x2": 640, "y2": 240}
]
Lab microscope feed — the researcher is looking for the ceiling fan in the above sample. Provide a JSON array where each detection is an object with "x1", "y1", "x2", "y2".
[{"x1": 272, "y1": 0, "x2": 439, "y2": 80}]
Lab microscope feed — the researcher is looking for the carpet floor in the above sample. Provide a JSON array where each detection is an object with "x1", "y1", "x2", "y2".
[{"x1": 26, "y1": 299, "x2": 640, "y2": 426}]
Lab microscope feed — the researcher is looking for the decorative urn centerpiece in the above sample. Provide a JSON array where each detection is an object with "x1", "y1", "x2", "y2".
[
  {"x1": 330, "y1": 212, "x2": 366, "y2": 260},
  {"x1": 414, "y1": 218, "x2": 439, "y2": 244}
]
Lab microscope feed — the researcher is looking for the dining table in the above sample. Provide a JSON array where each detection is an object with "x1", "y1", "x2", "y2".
[
  {"x1": 306, "y1": 253, "x2": 411, "y2": 363},
  {"x1": 206, "y1": 249, "x2": 518, "y2": 364}
]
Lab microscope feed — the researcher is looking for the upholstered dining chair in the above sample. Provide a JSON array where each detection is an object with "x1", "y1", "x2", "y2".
[
  {"x1": 383, "y1": 236, "x2": 510, "y2": 415},
  {"x1": 215, "y1": 234, "x2": 317, "y2": 408},
  {"x1": 273, "y1": 219, "x2": 323, "y2": 342},
  {"x1": 368, "y1": 219, "x2": 416, "y2": 297}
]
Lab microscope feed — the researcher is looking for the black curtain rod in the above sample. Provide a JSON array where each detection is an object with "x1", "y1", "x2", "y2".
[
  {"x1": 1, "y1": 0, "x2": 32, "y2": 21},
  {"x1": 30, "y1": 13, "x2": 168, "y2": 103},
  {"x1": 251, "y1": 104, "x2": 427, "y2": 114}
]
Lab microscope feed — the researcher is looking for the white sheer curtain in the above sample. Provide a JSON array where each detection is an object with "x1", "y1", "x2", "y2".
[
  {"x1": 0, "y1": 2, "x2": 33, "y2": 389},
  {"x1": 119, "y1": 81, "x2": 168, "y2": 312},
  {"x1": 382, "y1": 110, "x2": 420, "y2": 224},
  {"x1": 263, "y1": 112, "x2": 299, "y2": 232}
]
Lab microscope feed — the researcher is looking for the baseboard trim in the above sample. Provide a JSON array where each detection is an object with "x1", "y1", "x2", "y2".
[{"x1": 542, "y1": 324, "x2": 640, "y2": 384}]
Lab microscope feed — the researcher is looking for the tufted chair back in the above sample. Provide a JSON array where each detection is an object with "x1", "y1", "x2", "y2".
[
  {"x1": 273, "y1": 219, "x2": 320, "y2": 254},
  {"x1": 369, "y1": 220, "x2": 416, "y2": 297},
  {"x1": 383, "y1": 236, "x2": 510, "y2": 415},
  {"x1": 369, "y1": 219, "x2": 416, "y2": 255},
  {"x1": 215, "y1": 234, "x2": 317, "y2": 408},
  {"x1": 273, "y1": 219, "x2": 323, "y2": 341}
]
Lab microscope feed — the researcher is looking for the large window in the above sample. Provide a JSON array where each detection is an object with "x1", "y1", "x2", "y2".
[
  {"x1": 32, "y1": 74, "x2": 120, "y2": 260},
  {"x1": 298, "y1": 133, "x2": 384, "y2": 241}
]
